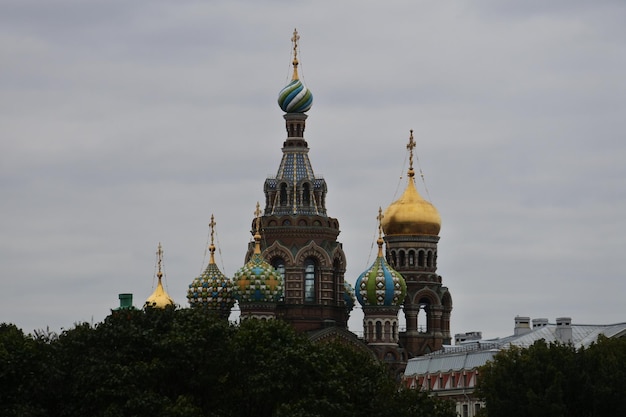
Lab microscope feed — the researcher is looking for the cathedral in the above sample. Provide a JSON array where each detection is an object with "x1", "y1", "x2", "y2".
[{"x1": 144, "y1": 30, "x2": 453, "y2": 366}]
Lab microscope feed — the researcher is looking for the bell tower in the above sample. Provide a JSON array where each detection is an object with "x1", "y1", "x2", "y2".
[{"x1": 381, "y1": 131, "x2": 452, "y2": 356}]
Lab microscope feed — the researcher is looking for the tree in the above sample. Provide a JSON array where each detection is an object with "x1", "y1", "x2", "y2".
[
  {"x1": 475, "y1": 337, "x2": 626, "y2": 417},
  {"x1": 1, "y1": 309, "x2": 455, "y2": 417}
]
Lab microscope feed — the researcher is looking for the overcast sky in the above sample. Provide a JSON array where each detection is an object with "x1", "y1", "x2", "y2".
[{"x1": 2, "y1": 0, "x2": 625, "y2": 340}]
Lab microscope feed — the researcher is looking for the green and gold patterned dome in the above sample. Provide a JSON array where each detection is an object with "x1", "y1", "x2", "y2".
[
  {"x1": 188, "y1": 215, "x2": 235, "y2": 317},
  {"x1": 233, "y1": 204, "x2": 283, "y2": 304}
]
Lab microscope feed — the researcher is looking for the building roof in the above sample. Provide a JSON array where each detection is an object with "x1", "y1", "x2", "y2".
[
  {"x1": 404, "y1": 320, "x2": 626, "y2": 377},
  {"x1": 405, "y1": 349, "x2": 498, "y2": 375}
]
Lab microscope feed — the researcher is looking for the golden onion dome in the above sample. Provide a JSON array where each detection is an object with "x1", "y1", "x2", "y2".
[
  {"x1": 145, "y1": 243, "x2": 175, "y2": 309},
  {"x1": 381, "y1": 131, "x2": 441, "y2": 237}
]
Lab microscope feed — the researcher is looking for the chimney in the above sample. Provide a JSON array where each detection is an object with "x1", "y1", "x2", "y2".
[
  {"x1": 514, "y1": 316, "x2": 531, "y2": 336},
  {"x1": 532, "y1": 318, "x2": 549, "y2": 329},
  {"x1": 118, "y1": 293, "x2": 134, "y2": 310},
  {"x1": 555, "y1": 317, "x2": 572, "y2": 344}
]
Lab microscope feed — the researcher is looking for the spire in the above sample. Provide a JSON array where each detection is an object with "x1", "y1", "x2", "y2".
[{"x1": 291, "y1": 28, "x2": 300, "y2": 81}]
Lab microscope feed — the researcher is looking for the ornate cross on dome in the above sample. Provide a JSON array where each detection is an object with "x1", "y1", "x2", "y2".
[
  {"x1": 406, "y1": 129, "x2": 416, "y2": 178},
  {"x1": 208, "y1": 214, "x2": 216, "y2": 263},
  {"x1": 376, "y1": 207, "x2": 385, "y2": 255},
  {"x1": 209, "y1": 214, "x2": 216, "y2": 245},
  {"x1": 291, "y1": 28, "x2": 300, "y2": 80},
  {"x1": 156, "y1": 242, "x2": 164, "y2": 279},
  {"x1": 377, "y1": 207, "x2": 384, "y2": 239},
  {"x1": 253, "y1": 202, "x2": 263, "y2": 254}
]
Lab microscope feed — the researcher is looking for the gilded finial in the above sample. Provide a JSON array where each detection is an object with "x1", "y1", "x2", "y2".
[
  {"x1": 253, "y1": 202, "x2": 262, "y2": 254},
  {"x1": 291, "y1": 28, "x2": 300, "y2": 80},
  {"x1": 376, "y1": 207, "x2": 384, "y2": 257},
  {"x1": 156, "y1": 242, "x2": 164, "y2": 280},
  {"x1": 208, "y1": 214, "x2": 216, "y2": 265},
  {"x1": 406, "y1": 130, "x2": 416, "y2": 178}
]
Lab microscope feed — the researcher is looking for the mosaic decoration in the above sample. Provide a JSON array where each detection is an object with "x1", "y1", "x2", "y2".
[
  {"x1": 188, "y1": 262, "x2": 235, "y2": 313},
  {"x1": 356, "y1": 255, "x2": 406, "y2": 307}
]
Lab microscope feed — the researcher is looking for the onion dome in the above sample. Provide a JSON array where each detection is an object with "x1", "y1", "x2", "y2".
[
  {"x1": 382, "y1": 130, "x2": 441, "y2": 236},
  {"x1": 233, "y1": 203, "x2": 283, "y2": 303},
  {"x1": 187, "y1": 215, "x2": 235, "y2": 317},
  {"x1": 277, "y1": 29, "x2": 313, "y2": 113},
  {"x1": 145, "y1": 243, "x2": 175, "y2": 309},
  {"x1": 344, "y1": 281, "x2": 356, "y2": 311},
  {"x1": 356, "y1": 208, "x2": 407, "y2": 307}
]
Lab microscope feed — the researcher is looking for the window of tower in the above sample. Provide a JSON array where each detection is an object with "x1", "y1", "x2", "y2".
[
  {"x1": 304, "y1": 258, "x2": 316, "y2": 302},
  {"x1": 408, "y1": 250, "x2": 415, "y2": 266},
  {"x1": 333, "y1": 259, "x2": 341, "y2": 303},
  {"x1": 399, "y1": 250, "x2": 406, "y2": 267},
  {"x1": 418, "y1": 250, "x2": 425, "y2": 267},
  {"x1": 376, "y1": 321, "x2": 382, "y2": 341},
  {"x1": 280, "y1": 183, "x2": 288, "y2": 206},
  {"x1": 427, "y1": 251, "x2": 433, "y2": 268},
  {"x1": 390, "y1": 251, "x2": 397, "y2": 267},
  {"x1": 302, "y1": 183, "x2": 310, "y2": 206}
]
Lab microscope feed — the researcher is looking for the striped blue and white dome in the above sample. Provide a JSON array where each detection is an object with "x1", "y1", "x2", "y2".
[{"x1": 278, "y1": 78, "x2": 313, "y2": 113}]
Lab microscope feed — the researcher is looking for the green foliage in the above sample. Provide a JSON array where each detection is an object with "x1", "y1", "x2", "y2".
[
  {"x1": 475, "y1": 337, "x2": 626, "y2": 417},
  {"x1": 0, "y1": 311, "x2": 454, "y2": 417}
]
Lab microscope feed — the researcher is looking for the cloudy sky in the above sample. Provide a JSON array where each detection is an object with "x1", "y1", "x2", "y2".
[{"x1": 2, "y1": 0, "x2": 625, "y2": 340}]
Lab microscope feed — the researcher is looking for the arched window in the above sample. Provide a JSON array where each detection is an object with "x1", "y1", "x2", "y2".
[
  {"x1": 376, "y1": 321, "x2": 383, "y2": 341},
  {"x1": 399, "y1": 250, "x2": 406, "y2": 267},
  {"x1": 304, "y1": 258, "x2": 316, "y2": 302},
  {"x1": 427, "y1": 251, "x2": 433, "y2": 268},
  {"x1": 390, "y1": 251, "x2": 397, "y2": 267},
  {"x1": 418, "y1": 250, "x2": 425, "y2": 267},
  {"x1": 272, "y1": 258, "x2": 285, "y2": 280},
  {"x1": 408, "y1": 250, "x2": 415, "y2": 266}
]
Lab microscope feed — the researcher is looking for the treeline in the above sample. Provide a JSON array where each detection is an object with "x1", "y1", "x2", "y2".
[
  {"x1": 476, "y1": 336, "x2": 626, "y2": 417},
  {"x1": 1, "y1": 308, "x2": 455, "y2": 417}
]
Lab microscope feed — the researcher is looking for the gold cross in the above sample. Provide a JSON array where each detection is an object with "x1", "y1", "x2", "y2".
[
  {"x1": 377, "y1": 207, "x2": 384, "y2": 239},
  {"x1": 156, "y1": 242, "x2": 164, "y2": 278},
  {"x1": 291, "y1": 28, "x2": 300, "y2": 80},
  {"x1": 209, "y1": 214, "x2": 216, "y2": 245},
  {"x1": 406, "y1": 129, "x2": 416, "y2": 171},
  {"x1": 254, "y1": 201, "x2": 262, "y2": 234}
]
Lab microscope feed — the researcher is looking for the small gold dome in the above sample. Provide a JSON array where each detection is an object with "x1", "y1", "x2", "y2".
[
  {"x1": 145, "y1": 276, "x2": 175, "y2": 309},
  {"x1": 145, "y1": 243, "x2": 175, "y2": 309},
  {"x1": 382, "y1": 170, "x2": 441, "y2": 236}
]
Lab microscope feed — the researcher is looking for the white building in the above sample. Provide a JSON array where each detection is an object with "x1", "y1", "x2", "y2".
[{"x1": 403, "y1": 316, "x2": 626, "y2": 417}]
